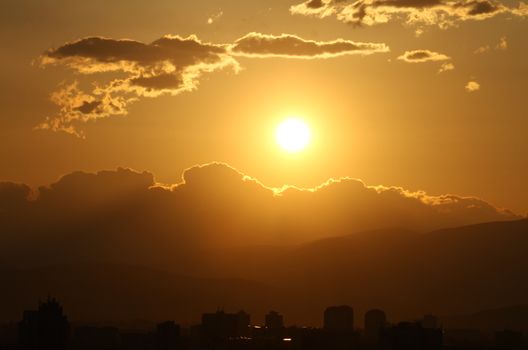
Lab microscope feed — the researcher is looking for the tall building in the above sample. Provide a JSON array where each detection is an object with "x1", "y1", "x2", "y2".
[
  {"x1": 155, "y1": 321, "x2": 180, "y2": 350},
  {"x1": 265, "y1": 311, "x2": 284, "y2": 329},
  {"x1": 73, "y1": 326, "x2": 120, "y2": 350},
  {"x1": 365, "y1": 309, "x2": 387, "y2": 339},
  {"x1": 201, "y1": 310, "x2": 250, "y2": 338},
  {"x1": 19, "y1": 297, "x2": 70, "y2": 350},
  {"x1": 236, "y1": 310, "x2": 250, "y2": 336},
  {"x1": 323, "y1": 305, "x2": 354, "y2": 331},
  {"x1": 380, "y1": 322, "x2": 442, "y2": 350}
]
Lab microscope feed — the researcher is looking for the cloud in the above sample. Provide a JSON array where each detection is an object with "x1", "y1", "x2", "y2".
[
  {"x1": 0, "y1": 182, "x2": 32, "y2": 215},
  {"x1": 290, "y1": 0, "x2": 528, "y2": 29},
  {"x1": 474, "y1": 36, "x2": 508, "y2": 54},
  {"x1": 36, "y1": 36, "x2": 236, "y2": 137},
  {"x1": 398, "y1": 49, "x2": 450, "y2": 62},
  {"x1": 0, "y1": 163, "x2": 519, "y2": 267},
  {"x1": 230, "y1": 32, "x2": 389, "y2": 59},
  {"x1": 438, "y1": 62, "x2": 455, "y2": 73},
  {"x1": 497, "y1": 36, "x2": 508, "y2": 50},
  {"x1": 465, "y1": 80, "x2": 481, "y2": 92},
  {"x1": 38, "y1": 35, "x2": 238, "y2": 137},
  {"x1": 39, "y1": 33, "x2": 388, "y2": 137},
  {"x1": 207, "y1": 11, "x2": 224, "y2": 24},
  {"x1": 474, "y1": 45, "x2": 491, "y2": 54}
]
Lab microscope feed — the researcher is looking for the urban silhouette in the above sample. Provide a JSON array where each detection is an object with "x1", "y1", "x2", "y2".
[{"x1": 1, "y1": 298, "x2": 526, "y2": 349}]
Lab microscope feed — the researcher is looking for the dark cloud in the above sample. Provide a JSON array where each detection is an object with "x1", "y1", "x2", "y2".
[
  {"x1": 375, "y1": 0, "x2": 443, "y2": 8},
  {"x1": 0, "y1": 163, "x2": 519, "y2": 268},
  {"x1": 290, "y1": 0, "x2": 528, "y2": 28},
  {"x1": 75, "y1": 100, "x2": 101, "y2": 114},
  {"x1": 44, "y1": 35, "x2": 228, "y2": 73},
  {"x1": 231, "y1": 32, "x2": 389, "y2": 58},
  {"x1": 0, "y1": 182, "x2": 32, "y2": 213},
  {"x1": 130, "y1": 74, "x2": 183, "y2": 90},
  {"x1": 464, "y1": 0, "x2": 499, "y2": 16},
  {"x1": 39, "y1": 33, "x2": 389, "y2": 137},
  {"x1": 306, "y1": 0, "x2": 326, "y2": 8}
]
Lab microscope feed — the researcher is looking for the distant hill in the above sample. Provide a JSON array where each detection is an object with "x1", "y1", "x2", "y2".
[
  {"x1": 201, "y1": 219, "x2": 528, "y2": 324},
  {"x1": 0, "y1": 264, "x2": 279, "y2": 325},
  {"x1": 1, "y1": 219, "x2": 527, "y2": 327},
  {"x1": 443, "y1": 305, "x2": 528, "y2": 331}
]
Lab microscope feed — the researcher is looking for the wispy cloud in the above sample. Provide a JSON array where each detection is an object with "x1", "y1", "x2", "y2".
[
  {"x1": 207, "y1": 11, "x2": 223, "y2": 24},
  {"x1": 438, "y1": 62, "x2": 455, "y2": 73},
  {"x1": 38, "y1": 33, "x2": 389, "y2": 137},
  {"x1": 474, "y1": 36, "x2": 508, "y2": 54}
]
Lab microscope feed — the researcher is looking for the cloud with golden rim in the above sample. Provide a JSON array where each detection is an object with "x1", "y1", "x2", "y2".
[
  {"x1": 230, "y1": 32, "x2": 389, "y2": 58},
  {"x1": 38, "y1": 33, "x2": 389, "y2": 137},
  {"x1": 398, "y1": 49, "x2": 451, "y2": 63},
  {"x1": 37, "y1": 35, "x2": 237, "y2": 137},
  {"x1": 0, "y1": 162, "x2": 520, "y2": 265},
  {"x1": 290, "y1": 0, "x2": 528, "y2": 29},
  {"x1": 397, "y1": 49, "x2": 455, "y2": 72}
]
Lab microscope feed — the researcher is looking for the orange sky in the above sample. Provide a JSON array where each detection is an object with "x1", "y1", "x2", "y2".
[{"x1": 0, "y1": 0, "x2": 527, "y2": 214}]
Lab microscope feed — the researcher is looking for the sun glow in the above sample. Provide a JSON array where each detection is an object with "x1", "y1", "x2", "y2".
[{"x1": 276, "y1": 118, "x2": 311, "y2": 153}]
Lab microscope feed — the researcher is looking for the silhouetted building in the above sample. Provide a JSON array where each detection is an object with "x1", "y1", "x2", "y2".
[
  {"x1": 324, "y1": 306, "x2": 354, "y2": 331},
  {"x1": 0, "y1": 323, "x2": 18, "y2": 349},
  {"x1": 443, "y1": 328, "x2": 489, "y2": 349},
  {"x1": 421, "y1": 314, "x2": 439, "y2": 329},
  {"x1": 380, "y1": 322, "x2": 442, "y2": 350},
  {"x1": 121, "y1": 331, "x2": 154, "y2": 350},
  {"x1": 236, "y1": 310, "x2": 251, "y2": 336},
  {"x1": 155, "y1": 321, "x2": 180, "y2": 350},
  {"x1": 301, "y1": 327, "x2": 360, "y2": 350},
  {"x1": 201, "y1": 310, "x2": 250, "y2": 339},
  {"x1": 19, "y1": 297, "x2": 70, "y2": 350},
  {"x1": 73, "y1": 326, "x2": 120, "y2": 350},
  {"x1": 365, "y1": 309, "x2": 387, "y2": 340},
  {"x1": 265, "y1": 311, "x2": 284, "y2": 330}
]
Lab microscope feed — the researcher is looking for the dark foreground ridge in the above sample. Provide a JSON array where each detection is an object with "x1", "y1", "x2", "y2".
[{"x1": 1, "y1": 298, "x2": 527, "y2": 350}]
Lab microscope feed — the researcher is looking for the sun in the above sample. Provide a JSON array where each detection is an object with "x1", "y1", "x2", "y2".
[{"x1": 276, "y1": 118, "x2": 311, "y2": 153}]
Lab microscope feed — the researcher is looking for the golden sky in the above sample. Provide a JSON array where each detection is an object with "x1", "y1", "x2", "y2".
[{"x1": 0, "y1": 0, "x2": 527, "y2": 214}]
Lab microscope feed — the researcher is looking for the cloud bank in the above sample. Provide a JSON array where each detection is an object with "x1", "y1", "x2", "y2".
[
  {"x1": 38, "y1": 33, "x2": 389, "y2": 137},
  {"x1": 290, "y1": 0, "x2": 528, "y2": 29},
  {"x1": 0, "y1": 163, "x2": 519, "y2": 267}
]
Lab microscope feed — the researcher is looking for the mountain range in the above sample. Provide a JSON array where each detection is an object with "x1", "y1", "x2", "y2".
[{"x1": 1, "y1": 218, "x2": 527, "y2": 328}]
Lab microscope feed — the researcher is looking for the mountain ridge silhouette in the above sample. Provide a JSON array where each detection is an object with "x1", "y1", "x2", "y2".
[{"x1": 1, "y1": 219, "x2": 527, "y2": 326}]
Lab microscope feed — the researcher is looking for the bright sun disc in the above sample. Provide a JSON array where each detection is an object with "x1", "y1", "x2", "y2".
[{"x1": 276, "y1": 118, "x2": 311, "y2": 153}]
